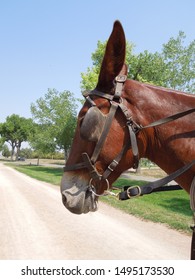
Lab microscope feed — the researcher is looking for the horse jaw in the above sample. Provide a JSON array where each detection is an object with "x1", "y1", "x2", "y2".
[{"x1": 60, "y1": 173, "x2": 98, "y2": 214}]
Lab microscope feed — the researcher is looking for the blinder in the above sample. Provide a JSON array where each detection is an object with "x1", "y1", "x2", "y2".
[{"x1": 80, "y1": 106, "x2": 107, "y2": 142}]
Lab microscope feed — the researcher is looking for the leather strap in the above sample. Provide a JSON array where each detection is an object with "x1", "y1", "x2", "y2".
[
  {"x1": 90, "y1": 75, "x2": 127, "y2": 165},
  {"x1": 142, "y1": 108, "x2": 195, "y2": 130},
  {"x1": 191, "y1": 226, "x2": 195, "y2": 260},
  {"x1": 102, "y1": 140, "x2": 131, "y2": 180},
  {"x1": 63, "y1": 161, "x2": 88, "y2": 171},
  {"x1": 91, "y1": 102, "x2": 118, "y2": 164},
  {"x1": 114, "y1": 74, "x2": 127, "y2": 98},
  {"x1": 119, "y1": 160, "x2": 195, "y2": 200},
  {"x1": 85, "y1": 95, "x2": 97, "y2": 107},
  {"x1": 88, "y1": 89, "x2": 115, "y2": 101},
  {"x1": 64, "y1": 76, "x2": 127, "y2": 181},
  {"x1": 190, "y1": 177, "x2": 195, "y2": 211},
  {"x1": 82, "y1": 153, "x2": 101, "y2": 180},
  {"x1": 127, "y1": 125, "x2": 139, "y2": 169},
  {"x1": 190, "y1": 177, "x2": 195, "y2": 260}
]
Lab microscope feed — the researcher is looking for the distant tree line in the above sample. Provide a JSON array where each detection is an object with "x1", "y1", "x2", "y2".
[
  {"x1": 0, "y1": 31, "x2": 194, "y2": 161},
  {"x1": 0, "y1": 90, "x2": 78, "y2": 161}
]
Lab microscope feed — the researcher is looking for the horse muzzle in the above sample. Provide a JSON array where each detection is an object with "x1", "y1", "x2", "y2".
[{"x1": 60, "y1": 174, "x2": 98, "y2": 214}]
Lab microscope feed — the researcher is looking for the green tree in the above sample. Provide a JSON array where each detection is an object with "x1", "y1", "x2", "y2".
[
  {"x1": 162, "y1": 31, "x2": 195, "y2": 92},
  {"x1": 0, "y1": 115, "x2": 34, "y2": 160},
  {"x1": 81, "y1": 31, "x2": 195, "y2": 93},
  {"x1": 29, "y1": 123, "x2": 56, "y2": 165},
  {"x1": 128, "y1": 50, "x2": 167, "y2": 85},
  {"x1": 1, "y1": 144, "x2": 11, "y2": 158},
  {"x1": 0, "y1": 136, "x2": 4, "y2": 151},
  {"x1": 30, "y1": 89, "x2": 78, "y2": 158},
  {"x1": 19, "y1": 148, "x2": 33, "y2": 159},
  {"x1": 81, "y1": 41, "x2": 135, "y2": 91}
]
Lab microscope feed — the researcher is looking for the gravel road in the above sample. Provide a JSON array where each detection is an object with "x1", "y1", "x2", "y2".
[{"x1": 0, "y1": 162, "x2": 191, "y2": 259}]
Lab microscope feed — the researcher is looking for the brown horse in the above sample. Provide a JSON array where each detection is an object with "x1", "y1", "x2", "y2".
[{"x1": 61, "y1": 21, "x2": 195, "y2": 215}]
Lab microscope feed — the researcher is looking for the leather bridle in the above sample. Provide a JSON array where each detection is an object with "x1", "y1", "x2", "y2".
[
  {"x1": 64, "y1": 74, "x2": 195, "y2": 196},
  {"x1": 63, "y1": 75, "x2": 195, "y2": 259},
  {"x1": 63, "y1": 74, "x2": 141, "y2": 192}
]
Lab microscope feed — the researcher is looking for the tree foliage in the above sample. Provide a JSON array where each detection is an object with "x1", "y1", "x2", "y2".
[
  {"x1": 81, "y1": 31, "x2": 195, "y2": 93},
  {"x1": 19, "y1": 148, "x2": 33, "y2": 159},
  {"x1": 80, "y1": 41, "x2": 135, "y2": 91},
  {"x1": 1, "y1": 144, "x2": 11, "y2": 158},
  {"x1": 0, "y1": 114, "x2": 33, "y2": 160},
  {"x1": 30, "y1": 89, "x2": 78, "y2": 157},
  {"x1": 162, "y1": 31, "x2": 195, "y2": 92}
]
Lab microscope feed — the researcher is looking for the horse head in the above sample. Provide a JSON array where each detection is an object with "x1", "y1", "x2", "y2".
[
  {"x1": 61, "y1": 21, "x2": 139, "y2": 214},
  {"x1": 59, "y1": 21, "x2": 195, "y2": 263}
]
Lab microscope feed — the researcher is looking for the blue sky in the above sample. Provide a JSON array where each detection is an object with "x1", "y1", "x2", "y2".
[{"x1": 0, "y1": 0, "x2": 195, "y2": 122}]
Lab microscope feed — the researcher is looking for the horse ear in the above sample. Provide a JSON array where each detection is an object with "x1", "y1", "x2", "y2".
[{"x1": 96, "y1": 21, "x2": 126, "y2": 91}]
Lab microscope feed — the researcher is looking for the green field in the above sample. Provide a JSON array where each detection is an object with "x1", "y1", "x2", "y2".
[{"x1": 8, "y1": 164, "x2": 193, "y2": 234}]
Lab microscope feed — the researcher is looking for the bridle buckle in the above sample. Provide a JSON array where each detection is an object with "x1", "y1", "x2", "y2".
[
  {"x1": 127, "y1": 185, "x2": 142, "y2": 198},
  {"x1": 115, "y1": 75, "x2": 127, "y2": 83}
]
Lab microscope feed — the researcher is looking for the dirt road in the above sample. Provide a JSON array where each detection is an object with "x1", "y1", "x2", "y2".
[{"x1": 0, "y1": 162, "x2": 191, "y2": 259}]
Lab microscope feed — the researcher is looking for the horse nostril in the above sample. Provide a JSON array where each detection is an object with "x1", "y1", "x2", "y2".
[{"x1": 62, "y1": 194, "x2": 67, "y2": 205}]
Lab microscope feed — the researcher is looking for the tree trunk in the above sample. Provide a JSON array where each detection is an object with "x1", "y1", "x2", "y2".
[
  {"x1": 15, "y1": 142, "x2": 21, "y2": 161},
  {"x1": 11, "y1": 144, "x2": 15, "y2": 161}
]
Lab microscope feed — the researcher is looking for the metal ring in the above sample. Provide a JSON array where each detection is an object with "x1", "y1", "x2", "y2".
[
  {"x1": 88, "y1": 178, "x2": 110, "y2": 197},
  {"x1": 127, "y1": 185, "x2": 141, "y2": 199}
]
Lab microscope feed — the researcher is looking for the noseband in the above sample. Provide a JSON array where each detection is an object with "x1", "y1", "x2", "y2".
[{"x1": 63, "y1": 74, "x2": 141, "y2": 194}]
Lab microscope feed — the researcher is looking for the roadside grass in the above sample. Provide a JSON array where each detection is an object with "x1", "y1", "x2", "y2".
[
  {"x1": 8, "y1": 164, "x2": 63, "y2": 185},
  {"x1": 7, "y1": 164, "x2": 192, "y2": 233},
  {"x1": 104, "y1": 178, "x2": 192, "y2": 233}
]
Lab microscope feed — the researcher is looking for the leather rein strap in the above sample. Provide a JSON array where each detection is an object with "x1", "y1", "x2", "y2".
[{"x1": 119, "y1": 160, "x2": 195, "y2": 200}]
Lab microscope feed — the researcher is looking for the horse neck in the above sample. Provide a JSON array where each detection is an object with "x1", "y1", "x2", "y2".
[{"x1": 125, "y1": 80, "x2": 195, "y2": 192}]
